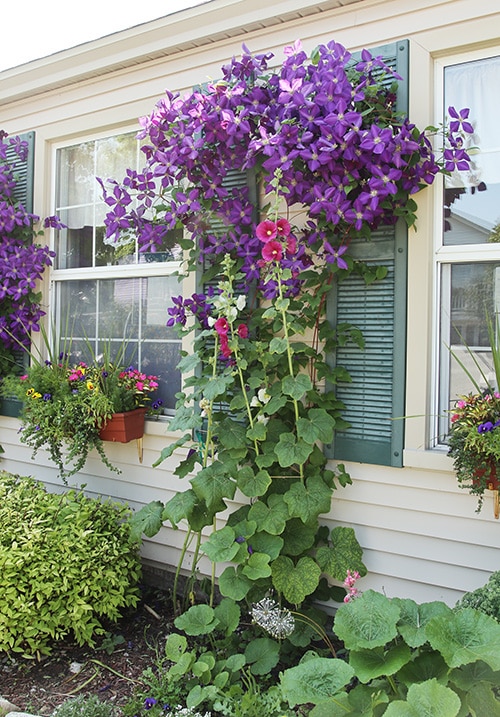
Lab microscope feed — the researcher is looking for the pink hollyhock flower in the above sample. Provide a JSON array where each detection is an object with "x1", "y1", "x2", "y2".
[
  {"x1": 286, "y1": 236, "x2": 297, "y2": 255},
  {"x1": 276, "y1": 218, "x2": 291, "y2": 237},
  {"x1": 261, "y1": 240, "x2": 283, "y2": 262},
  {"x1": 237, "y1": 323, "x2": 249, "y2": 339},
  {"x1": 256, "y1": 220, "x2": 277, "y2": 243},
  {"x1": 220, "y1": 334, "x2": 232, "y2": 358},
  {"x1": 214, "y1": 317, "x2": 229, "y2": 335}
]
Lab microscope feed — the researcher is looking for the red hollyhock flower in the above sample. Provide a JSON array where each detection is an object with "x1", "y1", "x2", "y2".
[
  {"x1": 261, "y1": 240, "x2": 283, "y2": 262},
  {"x1": 276, "y1": 218, "x2": 291, "y2": 237},
  {"x1": 256, "y1": 220, "x2": 277, "y2": 243},
  {"x1": 237, "y1": 323, "x2": 249, "y2": 338},
  {"x1": 214, "y1": 316, "x2": 229, "y2": 335}
]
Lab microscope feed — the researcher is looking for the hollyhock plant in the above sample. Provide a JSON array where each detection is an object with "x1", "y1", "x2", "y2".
[{"x1": 105, "y1": 40, "x2": 472, "y2": 630}]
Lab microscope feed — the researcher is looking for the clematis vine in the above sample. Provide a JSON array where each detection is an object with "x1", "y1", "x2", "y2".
[
  {"x1": 0, "y1": 131, "x2": 60, "y2": 376},
  {"x1": 104, "y1": 39, "x2": 473, "y2": 617}
]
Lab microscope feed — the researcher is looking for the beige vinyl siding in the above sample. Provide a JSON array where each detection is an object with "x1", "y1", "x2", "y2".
[{"x1": 1, "y1": 0, "x2": 500, "y2": 607}]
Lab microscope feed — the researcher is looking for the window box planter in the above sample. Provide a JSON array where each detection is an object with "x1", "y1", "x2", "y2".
[
  {"x1": 98, "y1": 407, "x2": 147, "y2": 443},
  {"x1": 0, "y1": 396, "x2": 23, "y2": 418}
]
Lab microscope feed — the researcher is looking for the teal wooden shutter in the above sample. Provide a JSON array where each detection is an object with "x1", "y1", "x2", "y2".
[
  {"x1": 5, "y1": 131, "x2": 35, "y2": 212},
  {"x1": 326, "y1": 40, "x2": 409, "y2": 468}
]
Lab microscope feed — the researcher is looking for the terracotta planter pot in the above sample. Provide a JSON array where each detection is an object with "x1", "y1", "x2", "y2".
[
  {"x1": 473, "y1": 463, "x2": 500, "y2": 492},
  {"x1": 98, "y1": 407, "x2": 147, "y2": 443}
]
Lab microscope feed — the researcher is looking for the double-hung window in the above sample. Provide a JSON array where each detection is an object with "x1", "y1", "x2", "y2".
[
  {"x1": 52, "y1": 131, "x2": 182, "y2": 413},
  {"x1": 435, "y1": 52, "x2": 500, "y2": 445}
]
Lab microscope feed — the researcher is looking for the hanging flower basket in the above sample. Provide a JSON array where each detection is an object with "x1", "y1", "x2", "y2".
[{"x1": 99, "y1": 407, "x2": 147, "y2": 443}]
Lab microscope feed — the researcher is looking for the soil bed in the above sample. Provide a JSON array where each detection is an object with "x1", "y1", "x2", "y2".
[{"x1": 1, "y1": 585, "x2": 175, "y2": 716}]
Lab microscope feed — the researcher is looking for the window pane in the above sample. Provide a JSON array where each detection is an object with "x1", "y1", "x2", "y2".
[
  {"x1": 439, "y1": 262, "x2": 500, "y2": 443},
  {"x1": 443, "y1": 56, "x2": 500, "y2": 245},
  {"x1": 56, "y1": 142, "x2": 95, "y2": 207},
  {"x1": 55, "y1": 206, "x2": 94, "y2": 269},
  {"x1": 55, "y1": 133, "x2": 183, "y2": 267}
]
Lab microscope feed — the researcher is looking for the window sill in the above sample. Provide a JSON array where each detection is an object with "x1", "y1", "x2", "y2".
[{"x1": 403, "y1": 447, "x2": 454, "y2": 472}]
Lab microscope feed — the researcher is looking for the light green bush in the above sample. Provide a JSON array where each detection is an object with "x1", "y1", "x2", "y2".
[
  {"x1": 456, "y1": 570, "x2": 500, "y2": 622},
  {"x1": 0, "y1": 471, "x2": 141, "y2": 656}
]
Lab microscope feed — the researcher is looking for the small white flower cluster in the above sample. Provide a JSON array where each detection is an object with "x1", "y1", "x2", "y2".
[
  {"x1": 208, "y1": 287, "x2": 246, "y2": 323},
  {"x1": 166, "y1": 708, "x2": 211, "y2": 717},
  {"x1": 251, "y1": 596, "x2": 295, "y2": 639}
]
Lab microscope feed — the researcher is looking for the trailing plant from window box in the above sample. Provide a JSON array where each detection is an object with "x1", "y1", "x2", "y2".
[
  {"x1": 448, "y1": 312, "x2": 500, "y2": 514},
  {"x1": 102, "y1": 40, "x2": 472, "y2": 626},
  {"x1": 0, "y1": 471, "x2": 141, "y2": 656},
  {"x1": 2, "y1": 336, "x2": 159, "y2": 480}
]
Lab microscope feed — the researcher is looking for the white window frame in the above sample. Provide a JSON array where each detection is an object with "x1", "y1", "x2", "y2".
[
  {"x1": 49, "y1": 127, "x2": 184, "y2": 417},
  {"x1": 432, "y1": 47, "x2": 500, "y2": 448}
]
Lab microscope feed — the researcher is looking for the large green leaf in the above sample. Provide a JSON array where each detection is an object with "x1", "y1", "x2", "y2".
[
  {"x1": 167, "y1": 405, "x2": 203, "y2": 432},
  {"x1": 397, "y1": 651, "x2": 449, "y2": 687},
  {"x1": 213, "y1": 598, "x2": 240, "y2": 637},
  {"x1": 465, "y1": 682, "x2": 500, "y2": 716},
  {"x1": 242, "y1": 552, "x2": 272, "y2": 580},
  {"x1": 280, "y1": 657, "x2": 355, "y2": 706},
  {"x1": 165, "y1": 632, "x2": 188, "y2": 662},
  {"x1": 349, "y1": 643, "x2": 412, "y2": 683},
  {"x1": 269, "y1": 337, "x2": 288, "y2": 354},
  {"x1": 334, "y1": 590, "x2": 400, "y2": 651},
  {"x1": 218, "y1": 566, "x2": 253, "y2": 600},
  {"x1": 191, "y1": 463, "x2": 236, "y2": 512},
  {"x1": 449, "y1": 660, "x2": 500, "y2": 691},
  {"x1": 203, "y1": 374, "x2": 233, "y2": 400},
  {"x1": 177, "y1": 353, "x2": 201, "y2": 373},
  {"x1": 284, "y1": 475, "x2": 333, "y2": 523},
  {"x1": 130, "y1": 500, "x2": 164, "y2": 540},
  {"x1": 281, "y1": 519, "x2": 316, "y2": 556},
  {"x1": 425, "y1": 608, "x2": 500, "y2": 671},
  {"x1": 161, "y1": 490, "x2": 198, "y2": 528},
  {"x1": 237, "y1": 467, "x2": 272, "y2": 497},
  {"x1": 244, "y1": 637, "x2": 280, "y2": 675},
  {"x1": 316, "y1": 526, "x2": 366, "y2": 581},
  {"x1": 296, "y1": 408, "x2": 336, "y2": 444},
  {"x1": 248, "y1": 494, "x2": 290, "y2": 535},
  {"x1": 152, "y1": 433, "x2": 191, "y2": 467},
  {"x1": 271, "y1": 555, "x2": 321, "y2": 604},
  {"x1": 282, "y1": 374, "x2": 313, "y2": 400},
  {"x1": 275, "y1": 433, "x2": 313, "y2": 467},
  {"x1": 249, "y1": 531, "x2": 284, "y2": 560},
  {"x1": 174, "y1": 605, "x2": 219, "y2": 636},
  {"x1": 202, "y1": 525, "x2": 241, "y2": 562},
  {"x1": 394, "y1": 598, "x2": 452, "y2": 648},
  {"x1": 218, "y1": 417, "x2": 247, "y2": 450},
  {"x1": 383, "y1": 679, "x2": 461, "y2": 717}
]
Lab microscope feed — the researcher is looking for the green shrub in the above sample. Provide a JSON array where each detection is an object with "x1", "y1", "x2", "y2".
[
  {"x1": 53, "y1": 695, "x2": 115, "y2": 717},
  {"x1": 456, "y1": 570, "x2": 500, "y2": 622},
  {"x1": 0, "y1": 471, "x2": 141, "y2": 656}
]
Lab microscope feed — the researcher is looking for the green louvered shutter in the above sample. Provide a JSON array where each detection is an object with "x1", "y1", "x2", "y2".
[
  {"x1": 5, "y1": 131, "x2": 35, "y2": 212},
  {"x1": 326, "y1": 40, "x2": 409, "y2": 467}
]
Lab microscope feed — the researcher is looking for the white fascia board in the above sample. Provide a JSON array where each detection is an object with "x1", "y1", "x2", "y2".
[{"x1": 0, "y1": 0, "x2": 368, "y2": 105}]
